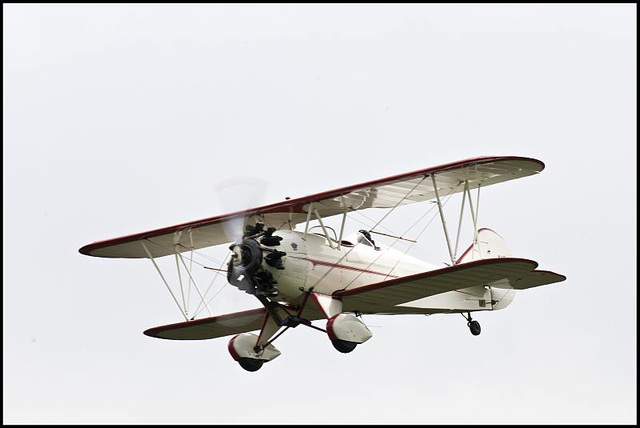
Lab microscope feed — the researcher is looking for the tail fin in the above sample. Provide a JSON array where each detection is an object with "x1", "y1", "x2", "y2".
[{"x1": 455, "y1": 228, "x2": 511, "y2": 265}]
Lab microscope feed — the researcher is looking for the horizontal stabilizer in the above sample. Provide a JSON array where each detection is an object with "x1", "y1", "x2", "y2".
[{"x1": 509, "y1": 270, "x2": 566, "y2": 290}]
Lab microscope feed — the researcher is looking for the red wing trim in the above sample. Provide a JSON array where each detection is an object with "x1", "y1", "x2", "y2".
[
  {"x1": 80, "y1": 156, "x2": 543, "y2": 256},
  {"x1": 333, "y1": 257, "x2": 540, "y2": 298},
  {"x1": 143, "y1": 308, "x2": 266, "y2": 338}
]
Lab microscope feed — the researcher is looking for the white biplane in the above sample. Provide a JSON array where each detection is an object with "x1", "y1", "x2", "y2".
[{"x1": 80, "y1": 156, "x2": 565, "y2": 372}]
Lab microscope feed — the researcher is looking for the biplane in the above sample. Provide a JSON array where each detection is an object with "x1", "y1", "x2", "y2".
[{"x1": 79, "y1": 156, "x2": 566, "y2": 372}]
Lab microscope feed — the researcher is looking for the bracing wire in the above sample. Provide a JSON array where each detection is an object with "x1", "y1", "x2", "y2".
[
  {"x1": 143, "y1": 178, "x2": 463, "y2": 318},
  {"x1": 191, "y1": 252, "x2": 233, "y2": 319},
  {"x1": 308, "y1": 176, "x2": 429, "y2": 290},
  {"x1": 143, "y1": 239, "x2": 226, "y2": 267},
  {"x1": 143, "y1": 238, "x2": 231, "y2": 319},
  {"x1": 343, "y1": 186, "x2": 458, "y2": 291},
  {"x1": 350, "y1": 201, "x2": 441, "y2": 261},
  {"x1": 385, "y1": 188, "x2": 459, "y2": 276}
]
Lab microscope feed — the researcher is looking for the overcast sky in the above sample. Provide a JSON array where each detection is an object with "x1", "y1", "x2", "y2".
[{"x1": 3, "y1": 3, "x2": 636, "y2": 424}]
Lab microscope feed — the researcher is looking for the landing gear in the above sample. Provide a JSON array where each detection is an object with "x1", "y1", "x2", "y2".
[
  {"x1": 237, "y1": 358, "x2": 264, "y2": 372},
  {"x1": 463, "y1": 312, "x2": 481, "y2": 336},
  {"x1": 331, "y1": 339, "x2": 358, "y2": 353},
  {"x1": 228, "y1": 333, "x2": 281, "y2": 372}
]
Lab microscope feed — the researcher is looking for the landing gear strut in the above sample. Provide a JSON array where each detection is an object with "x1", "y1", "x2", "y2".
[{"x1": 463, "y1": 312, "x2": 481, "y2": 336}]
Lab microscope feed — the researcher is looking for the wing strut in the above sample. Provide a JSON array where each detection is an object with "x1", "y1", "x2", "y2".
[
  {"x1": 176, "y1": 252, "x2": 213, "y2": 317},
  {"x1": 431, "y1": 177, "x2": 483, "y2": 264},
  {"x1": 453, "y1": 181, "x2": 468, "y2": 260},
  {"x1": 452, "y1": 181, "x2": 481, "y2": 261},
  {"x1": 337, "y1": 207, "x2": 348, "y2": 250},
  {"x1": 465, "y1": 182, "x2": 481, "y2": 259},
  {"x1": 140, "y1": 239, "x2": 216, "y2": 320},
  {"x1": 432, "y1": 174, "x2": 456, "y2": 265},
  {"x1": 303, "y1": 202, "x2": 313, "y2": 239},
  {"x1": 313, "y1": 208, "x2": 335, "y2": 249},
  {"x1": 141, "y1": 241, "x2": 189, "y2": 321},
  {"x1": 174, "y1": 253, "x2": 187, "y2": 317},
  {"x1": 186, "y1": 228, "x2": 194, "y2": 312}
]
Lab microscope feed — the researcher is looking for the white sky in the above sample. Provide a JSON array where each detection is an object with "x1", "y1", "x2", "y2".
[{"x1": 3, "y1": 3, "x2": 636, "y2": 424}]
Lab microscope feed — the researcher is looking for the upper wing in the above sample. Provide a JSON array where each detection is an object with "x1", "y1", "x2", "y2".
[
  {"x1": 334, "y1": 258, "x2": 566, "y2": 314},
  {"x1": 80, "y1": 156, "x2": 544, "y2": 258}
]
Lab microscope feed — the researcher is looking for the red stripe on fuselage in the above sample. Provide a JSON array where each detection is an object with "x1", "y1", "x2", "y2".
[{"x1": 292, "y1": 257, "x2": 399, "y2": 278}]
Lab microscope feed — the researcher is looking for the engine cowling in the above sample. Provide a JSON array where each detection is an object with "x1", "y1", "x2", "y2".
[
  {"x1": 227, "y1": 236, "x2": 282, "y2": 297},
  {"x1": 227, "y1": 222, "x2": 284, "y2": 297},
  {"x1": 226, "y1": 225, "x2": 309, "y2": 301},
  {"x1": 227, "y1": 237, "x2": 264, "y2": 294}
]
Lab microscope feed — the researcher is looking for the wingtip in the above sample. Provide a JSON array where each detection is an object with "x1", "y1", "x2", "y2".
[{"x1": 79, "y1": 243, "x2": 102, "y2": 257}]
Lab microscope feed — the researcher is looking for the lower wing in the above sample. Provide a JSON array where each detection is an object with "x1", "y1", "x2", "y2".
[
  {"x1": 144, "y1": 258, "x2": 565, "y2": 340},
  {"x1": 335, "y1": 258, "x2": 566, "y2": 314},
  {"x1": 144, "y1": 308, "x2": 268, "y2": 340},
  {"x1": 144, "y1": 304, "x2": 325, "y2": 340}
]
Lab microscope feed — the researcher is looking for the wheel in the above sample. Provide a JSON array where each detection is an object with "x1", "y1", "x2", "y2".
[
  {"x1": 237, "y1": 358, "x2": 264, "y2": 372},
  {"x1": 469, "y1": 320, "x2": 481, "y2": 336},
  {"x1": 332, "y1": 339, "x2": 358, "y2": 353}
]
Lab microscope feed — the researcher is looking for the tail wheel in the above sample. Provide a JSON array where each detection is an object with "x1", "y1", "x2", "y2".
[
  {"x1": 331, "y1": 339, "x2": 358, "y2": 353},
  {"x1": 237, "y1": 358, "x2": 264, "y2": 372}
]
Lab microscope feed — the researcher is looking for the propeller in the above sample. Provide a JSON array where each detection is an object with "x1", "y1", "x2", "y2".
[
  {"x1": 213, "y1": 176, "x2": 269, "y2": 245},
  {"x1": 188, "y1": 177, "x2": 278, "y2": 319},
  {"x1": 213, "y1": 176, "x2": 284, "y2": 298}
]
